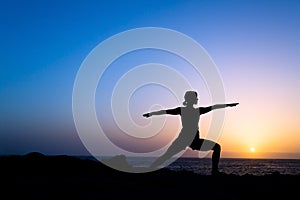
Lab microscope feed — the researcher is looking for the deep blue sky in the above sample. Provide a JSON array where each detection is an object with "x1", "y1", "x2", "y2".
[{"x1": 1, "y1": 0, "x2": 300, "y2": 157}]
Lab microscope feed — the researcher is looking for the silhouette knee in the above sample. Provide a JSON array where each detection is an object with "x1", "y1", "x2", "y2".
[{"x1": 214, "y1": 143, "x2": 221, "y2": 152}]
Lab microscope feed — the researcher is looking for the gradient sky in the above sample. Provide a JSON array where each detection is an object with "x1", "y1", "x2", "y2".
[{"x1": 1, "y1": 0, "x2": 300, "y2": 158}]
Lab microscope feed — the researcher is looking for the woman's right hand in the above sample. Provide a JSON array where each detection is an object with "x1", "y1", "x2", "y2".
[{"x1": 143, "y1": 113, "x2": 151, "y2": 118}]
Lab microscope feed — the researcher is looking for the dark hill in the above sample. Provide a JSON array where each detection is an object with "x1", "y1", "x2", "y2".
[{"x1": 1, "y1": 152, "x2": 299, "y2": 199}]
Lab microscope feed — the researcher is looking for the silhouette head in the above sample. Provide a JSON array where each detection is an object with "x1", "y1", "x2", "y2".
[{"x1": 183, "y1": 91, "x2": 198, "y2": 106}]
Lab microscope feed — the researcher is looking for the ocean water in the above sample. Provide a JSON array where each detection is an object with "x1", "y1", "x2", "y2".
[
  {"x1": 90, "y1": 156, "x2": 300, "y2": 176},
  {"x1": 165, "y1": 157, "x2": 300, "y2": 176}
]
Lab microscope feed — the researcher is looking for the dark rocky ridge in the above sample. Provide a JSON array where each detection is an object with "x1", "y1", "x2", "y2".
[{"x1": 1, "y1": 152, "x2": 298, "y2": 199}]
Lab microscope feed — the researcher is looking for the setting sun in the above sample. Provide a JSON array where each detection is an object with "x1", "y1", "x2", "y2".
[{"x1": 250, "y1": 147, "x2": 255, "y2": 153}]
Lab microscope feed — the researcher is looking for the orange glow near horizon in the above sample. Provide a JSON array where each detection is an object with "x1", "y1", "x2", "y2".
[
  {"x1": 169, "y1": 81, "x2": 300, "y2": 159},
  {"x1": 144, "y1": 93, "x2": 300, "y2": 159},
  {"x1": 139, "y1": 104, "x2": 300, "y2": 159}
]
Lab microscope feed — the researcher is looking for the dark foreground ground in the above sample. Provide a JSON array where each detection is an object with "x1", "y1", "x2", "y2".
[{"x1": 1, "y1": 152, "x2": 299, "y2": 200}]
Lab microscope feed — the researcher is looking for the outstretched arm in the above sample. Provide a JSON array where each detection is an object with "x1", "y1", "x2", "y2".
[
  {"x1": 143, "y1": 107, "x2": 180, "y2": 118},
  {"x1": 212, "y1": 103, "x2": 239, "y2": 110},
  {"x1": 201, "y1": 103, "x2": 239, "y2": 114},
  {"x1": 143, "y1": 110, "x2": 165, "y2": 118}
]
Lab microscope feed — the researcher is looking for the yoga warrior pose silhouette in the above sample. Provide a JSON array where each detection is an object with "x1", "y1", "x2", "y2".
[{"x1": 143, "y1": 91, "x2": 238, "y2": 175}]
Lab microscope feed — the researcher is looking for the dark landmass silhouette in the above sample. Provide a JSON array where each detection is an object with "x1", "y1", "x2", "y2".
[{"x1": 1, "y1": 152, "x2": 299, "y2": 199}]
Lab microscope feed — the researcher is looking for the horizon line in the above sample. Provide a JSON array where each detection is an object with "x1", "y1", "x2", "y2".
[{"x1": 1, "y1": 151, "x2": 300, "y2": 160}]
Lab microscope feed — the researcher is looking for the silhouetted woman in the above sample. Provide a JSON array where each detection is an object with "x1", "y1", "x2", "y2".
[{"x1": 143, "y1": 91, "x2": 238, "y2": 175}]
